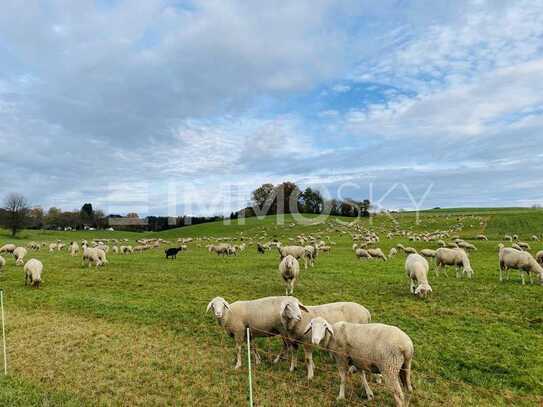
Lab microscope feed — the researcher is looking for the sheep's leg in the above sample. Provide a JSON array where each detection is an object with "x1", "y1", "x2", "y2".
[
  {"x1": 529, "y1": 273, "x2": 533, "y2": 285},
  {"x1": 360, "y1": 371, "x2": 374, "y2": 400},
  {"x1": 520, "y1": 271, "x2": 526, "y2": 285},
  {"x1": 273, "y1": 340, "x2": 289, "y2": 364},
  {"x1": 410, "y1": 279, "x2": 416, "y2": 294},
  {"x1": 400, "y1": 358, "x2": 413, "y2": 393},
  {"x1": 336, "y1": 360, "x2": 348, "y2": 400},
  {"x1": 289, "y1": 344, "x2": 297, "y2": 372},
  {"x1": 303, "y1": 345, "x2": 315, "y2": 380},
  {"x1": 234, "y1": 334, "x2": 244, "y2": 369},
  {"x1": 251, "y1": 344, "x2": 261, "y2": 365},
  {"x1": 383, "y1": 370, "x2": 405, "y2": 407}
]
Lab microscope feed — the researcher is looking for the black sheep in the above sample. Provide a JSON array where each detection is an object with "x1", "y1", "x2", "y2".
[{"x1": 165, "y1": 247, "x2": 183, "y2": 259}]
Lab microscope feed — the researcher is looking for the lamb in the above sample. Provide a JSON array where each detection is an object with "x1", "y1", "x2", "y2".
[
  {"x1": 405, "y1": 254, "x2": 432, "y2": 297},
  {"x1": 388, "y1": 247, "x2": 398, "y2": 258},
  {"x1": 0, "y1": 255, "x2": 5, "y2": 271},
  {"x1": 206, "y1": 296, "x2": 308, "y2": 369},
  {"x1": 419, "y1": 249, "x2": 436, "y2": 259},
  {"x1": 304, "y1": 245, "x2": 317, "y2": 267},
  {"x1": 13, "y1": 247, "x2": 28, "y2": 266},
  {"x1": 24, "y1": 259, "x2": 43, "y2": 288},
  {"x1": 435, "y1": 247, "x2": 474, "y2": 278},
  {"x1": 278, "y1": 255, "x2": 300, "y2": 295},
  {"x1": 277, "y1": 246, "x2": 308, "y2": 269},
  {"x1": 366, "y1": 248, "x2": 387, "y2": 261},
  {"x1": 355, "y1": 248, "x2": 372, "y2": 260},
  {"x1": 279, "y1": 301, "x2": 371, "y2": 379},
  {"x1": 499, "y1": 247, "x2": 543, "y2": 285},
  {"x1": 69, "y1": 241, "x2": 80, "y2": 256},
  {"x1": 0, "y1": 244, "x2": 16, "y2": 254},
  {"x1": 305, "y1": 317, "x2": 414, "y2": 406}
]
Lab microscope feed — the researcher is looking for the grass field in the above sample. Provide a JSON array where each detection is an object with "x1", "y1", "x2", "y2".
[{"x1": 0, "y1": 209, "x2": 542, "y2": 406}]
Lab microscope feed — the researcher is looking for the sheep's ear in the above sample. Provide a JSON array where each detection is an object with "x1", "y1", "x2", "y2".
[
  {"x1": 303, "y1": 322, "x2": 312, "y2": 336},
  {"x1": 223, "y1": 300, "x2": 230, "y2": 310},
  {"x1": 325, "y1": 322, "x2": 334, "y2": 336},
  {"x1": 298, "y1": 303, "x2": 309, "y2": 312},
  {"x1": 206, "y1": 300, "x2": 215, "y2": 313}
]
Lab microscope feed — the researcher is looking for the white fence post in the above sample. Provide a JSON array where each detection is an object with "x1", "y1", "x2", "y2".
[{"x1": 246, "y1": 327, "x2": 253, "y2": 406}]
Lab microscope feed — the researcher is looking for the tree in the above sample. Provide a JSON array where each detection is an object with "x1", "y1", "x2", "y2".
[
  {"x1": 274, "y1": 182, "x2": 300, "y2": 214},
  {"x1": 2, "y1": 193, "x2": 30, "y2": 236},
  {"x1": 251, "y1": 183, "x2": 276, "y2": 215},
  {"x1": 299, "y1": 187, "x2": 324, "y2": 214},
  {"x1": 80, "y1": 203, "x2": 94, "y2": 224}
]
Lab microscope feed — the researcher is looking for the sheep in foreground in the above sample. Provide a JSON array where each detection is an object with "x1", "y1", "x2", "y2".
[
  {"x1": 435, "y1": 248, "x2": 474, "y2": 278},
  {"x1": 24, "y1": 259, "x2": 43, "y2": 288},
  {"x1": 277, "y1": 246, "x2": 309, "y2": 269},
  {"x1": 13, "y1": 247, "x2": 28, "y2": 266},
  {"x1": 279, "y1": 300, "x2": 371, "y2": 379},
  {"x1": 355, "y1": 248, "x2": 372, "y2": 260},
  {"x1": 0, "y1": 255, "x2": 5, "y2": 271},
  {"x1": 279, "y1": 255, "x2": 300, "y2": 295},
  {"x1": 207, "y1": 296, "x2": 307, "y2": 369},
  {"x1": 305, "y1": 317, "x2": 414, "y2": 406},
  {"x1": 69, "y1": 242, "x2": 80, "y2": 256},
  {"x1": 405, "y1": 254, "x2": 432, "y2": 297},
  {"x1": 0, "y1": 244, "x2": 16, "y2": 254},
  {"x1": 499, "y1": 247, "x2": 543, "y2": 285},
  {"x1": 367, "y1": 248, "x2": 387, "y2": 261}
]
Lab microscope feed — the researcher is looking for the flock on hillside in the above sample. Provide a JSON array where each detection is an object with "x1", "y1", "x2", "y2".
[{"x1": 0, "y1": 215, "x2": 542, "y2": 405}]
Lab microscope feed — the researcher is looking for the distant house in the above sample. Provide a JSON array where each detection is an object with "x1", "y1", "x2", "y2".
[{"x1": 107, "y1": 216, "x2": 148, "y2": 232}]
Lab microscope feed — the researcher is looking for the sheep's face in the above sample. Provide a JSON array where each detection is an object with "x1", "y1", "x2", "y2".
[
  {"x1": 207, "y1": 297, "x2": 229, "y2": 320},
  {"x1": 304, "y1": 317, "x2": 334, "y2": 346},
  {"x1": 415, "y1": 283, "x2": 432, "y2": 298}
]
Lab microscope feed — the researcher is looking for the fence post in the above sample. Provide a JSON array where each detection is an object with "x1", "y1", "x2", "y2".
[
  {"x1": 246, "y1": 327, "x2": 253, "y2": 407},
  {"x1": 0, "y1": 289, "x2": 7, "y2": 375}
]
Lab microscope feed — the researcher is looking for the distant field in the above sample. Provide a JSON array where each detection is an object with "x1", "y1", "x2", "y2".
[{"x1": 0, "y1": 210, "x2": 542, "y2": 406}]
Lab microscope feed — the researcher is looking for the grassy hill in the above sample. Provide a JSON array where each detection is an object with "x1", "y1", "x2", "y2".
[{"x1": 0, "y1": 210, "x2": 541, "y2": 405}]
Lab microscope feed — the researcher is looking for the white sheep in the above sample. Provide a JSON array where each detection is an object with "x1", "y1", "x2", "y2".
[
  {"x1": 82, "y1": 247, "x2": 103, "y2": 268},
  {"x1": 457, "y1": 241, "x2": 477, "y2": 252},
  {"x1": 536, "y1": 250, "x2": 543, "y2": 266},
  {"x1": 279, "y1": 255, "x2": 300, "y2": 295},
  {"x1": 499, "y1": 247, "x2": 543, "y2": 285},
  {"x1": 388, "y1": 247, "x2": 398, "y2": 258},
  {"x1": 24, "y1": 259, "x2": 43, "y2": 288},
  {"x1": 476, "y1": 234, "x2": 488, "y2": 240},
  {"x1": 277, "y1": 246, "x2": 309, "y2": 269},
  {"x1": 69, "y1": 241, "x2": 80, "y2": 256},
  {"x1": 435, "y1": 247, "x2": 473, "y2": 278},
  {"x1": 207, "y1": 296, "x2": 307, "y2": 369},
  {"x1": 355, "y1": 248, "x2": 372, "y2": 260},
  {"x1": 0, "y1": 244, "x2": 16, "y2": 254},
  {"x1": 279, "y1": 301, "x2": 371, "y2": 379},
  {"x1": 402, "y1": 247, "x2": 417, "y2": 255},
  {"x1": 305, "y1": 317, "x2": 414, "y2": 406},
  {"x1": 13, "y1": 247, "x2": 28, "y2": 266},
  {"x1": 419, "y1": 249, "x2": 436, "y2": 259},
  {"x1": 405, "y1": 254, "x2": 432, "y2": 297},
  {"x1": 48, "y1": 243, "x2": 58, "y2": 252},
  {"x1": 367, "y1": 248, "x2": 387, "y2": 261}
]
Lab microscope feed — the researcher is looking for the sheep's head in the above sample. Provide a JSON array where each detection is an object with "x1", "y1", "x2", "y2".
[
  {"x1": 285, "y1": 256, "x2": 296, "y2": 268},
  {"x1": 303, "y1": 317, "x2": 334, "y2": 346},
  {"x1": 280, "y1": 299, "x2": 308, "y2": 330},
  {"x1": 415, "y1": 283, "x2": 432, "y2": 298},
  {"x1": 206, "y1": 297, "x2": 230, "y2": 320},
  {"x1": 464, "y1": 267, "x2": 474, "y2": 278}
]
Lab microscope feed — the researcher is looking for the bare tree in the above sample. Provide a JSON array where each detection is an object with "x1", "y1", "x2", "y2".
[{"x1": 2, "y1": 193, "x2": 30, "y2": 236}]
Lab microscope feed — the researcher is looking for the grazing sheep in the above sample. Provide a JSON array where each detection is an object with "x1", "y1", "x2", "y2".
[
  {"x1": 305, "y1": 317, "x2": 414, "y2": 406},
  {"x1": 405, "y1": 254, "x2": 432, "y2": 297},
  {"x1": 0, "y1": 255, "x2": 5, "y2": 271},
  {"x1": 279, "y1": 301, "x2": 371, "y2": 379},
  {"x1": 13, "y1": 247, "x2": 27, "y2": 266},
  {"x1": 512, "y1": 243, "x2": 522, "y2": 251},
  {"x1": 96, "y1": 248, "x2": 108, "y2": 265},
  {"x1": 435, "y1": 248, "x2": 473, "y2": 278},
  {"x1": 279, "y1": 255, "x2": 300, "y2": 295},
  {"x1": 504, "y1": 235, "x2": 513, "y2": 242},
  {"x1": 165, "y1": 247, "x2": 183, "y2": 259},
  {"x1": 0, "y1": 244, "x2": 16, "y2": 254},
  {"x1": 355, "y1": 248, "x2": 372, "y2": 260},
  {"x1": 499, "y1": 247, "x2": 543, "y2": 285},
  {"x1": 112, "y1": 245, "x2": 119, "y2": 254},
  {"x1": 403, "y1": 247, "x2": 417, "y2": 255},
  {"x1": 388, "y1": 247, "x2": 398, "y2": 258},
  {"x1": 304, "y1": 246, "x2": 317, "y2": 267},
  {"x1": 207, "y1": 296, "x2": 308, "y2": 369},
  {"x1": 419, "y1": 249, "x2": 436, "y2": 259},
  {"x1": 367, "y1": 248, "x2": 387, "y2": 261},
  {"x1": 517, "y1": 242, "x2": 531, "y2": 251},
  {"x1": 436, "y1": 240, "x2": 446, "y2": 247},
  {"x1": 457, "y1": 241, "x2": 477, "y2": 252},
  {"x1": 24, "y1": 259, "x2": 43, "y2": 288},
  {"x1": 476, "y1": 234, "x2": 488, "y2": 240},
  {"x1": 257, "y1": 243, "x2": 266, "y2": 254},
  {"x1": 48, "y1": 243, "x2": 58, "y2": 252},
  {"x1": 531, "y1": 235, "x2": 539, "y2": 241},
  {"x1": 536, "y1": 250, "x2": 543, "y2": 266}
]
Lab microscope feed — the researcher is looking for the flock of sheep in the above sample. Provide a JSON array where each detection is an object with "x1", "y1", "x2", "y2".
[{"x1": 0, "y1": 215, "x2": 542, "y2": 405}]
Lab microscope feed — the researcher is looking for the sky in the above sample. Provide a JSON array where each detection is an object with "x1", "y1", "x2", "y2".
[{"x1": 1, "y1": 0, "x2": 543, "y2": 216}]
